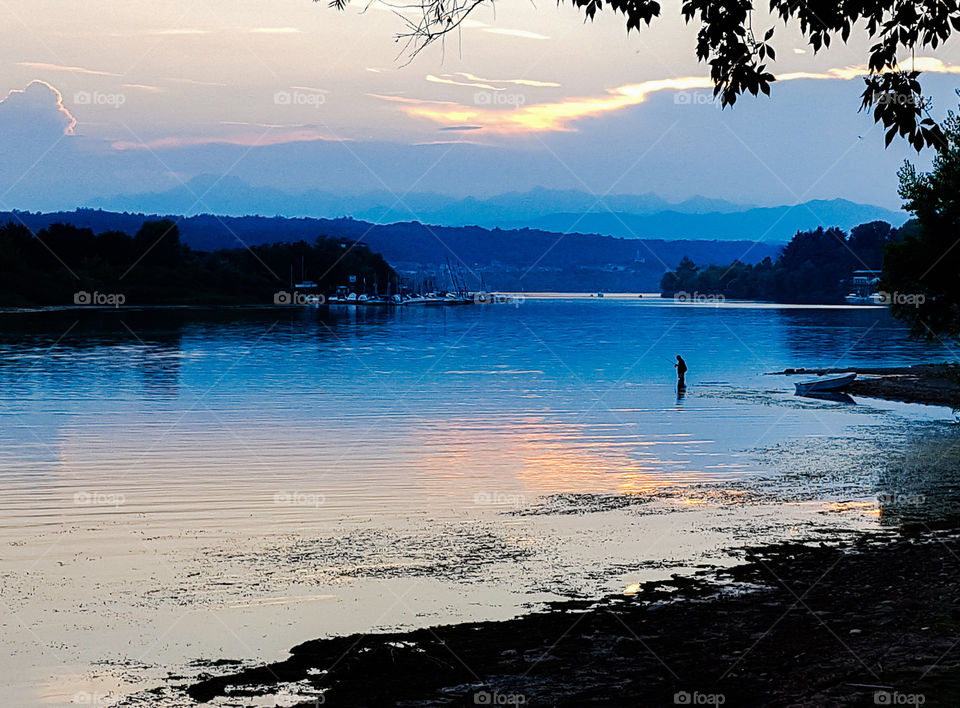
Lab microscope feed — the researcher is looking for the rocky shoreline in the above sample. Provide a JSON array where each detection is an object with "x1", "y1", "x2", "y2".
[
  {"x1": 185, "y1": 525, "x2": 960, "y2": 707},
  {"x1": 771, "y1": 363, "x2": 959, "y2": 409}
]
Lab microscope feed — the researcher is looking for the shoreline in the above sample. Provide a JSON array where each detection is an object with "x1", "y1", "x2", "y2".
[
  {"x1": 769, "y1": 363, "x2": 959, "y2": 409},
  {"x1": 185, "y1": 525, "x2": 960, "y2": 706}
]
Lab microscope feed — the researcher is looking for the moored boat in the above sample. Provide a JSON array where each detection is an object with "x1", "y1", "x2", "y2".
[
  {"x1": 844, "y1": 293, "x2": 885, "y2": 305},
  {"x1": 794, "y1": 372, "x2": 857, "y2": 395}
]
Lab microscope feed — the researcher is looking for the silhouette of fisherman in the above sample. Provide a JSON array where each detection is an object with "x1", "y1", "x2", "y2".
[{"x1": 674, "y1": 355, "x2": 687, "y2": 387}]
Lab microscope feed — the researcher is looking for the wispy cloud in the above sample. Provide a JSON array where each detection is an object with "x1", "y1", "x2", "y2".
[
  {"x1": 778, "y1": 56, "x2": 960, "y2": 82},
  {"x1": 366, "y1": 3, "x2": 425, "y2": 19},
  {"x1": 246, "y1": 27, "x2": 303, "y2": 34},
  {"x1": 122, "y1": 83, "x2": 166, "y2": 93},
  {"x1": 111, "y1": 128, "x2": 343, "y2": 151},
  {"x1": 482, "y1": 28, "x2": 549, "y2": 40},
  {"x1": 413, "y1": 139, "x2": 487, "y2": 146},
  {"x1": 164, "y1": 77, "x2": 228, "y2": 87},
  {"x1": 901, "y1": 56, "x2": 960, "y2": 74},
  {"x1": 16, "y1": 61, "x2": 120, "y2": 77},
  {"x1": 219, "y1": 121, "x2": 306, "y2": 128},
  {"x1": 368, "y1": 93, "x2": 461, "y2": 106},
  {"x1": 426, "y1": 73, "x2": 560, "y2": 91},
  {"x1": 289, "y1": 85, "x2": 329, "y2": 94},
  {"x1": 390, "y1": 57, "x2": 960, "y2": 135},
  {"x1": 427, "y1": 75, "x2": 501, "y2": 91},
  {"x1": 456, "y1": 72, "x2": 560, "y2": 88},
  {"x1": 147, "y1": 28, "x2": 212, "y2": 36}
]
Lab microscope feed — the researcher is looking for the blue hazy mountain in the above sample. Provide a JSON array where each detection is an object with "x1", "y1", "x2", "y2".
[
  {"x1": 87, "y1": 176, "x2": 752, "y2": 223},
  {"x1": 513, "y1": 200, "x2": 908, "y2": 240},
  {"x1": 82, "y1": 176, "x2": 905, "y2": 242}
]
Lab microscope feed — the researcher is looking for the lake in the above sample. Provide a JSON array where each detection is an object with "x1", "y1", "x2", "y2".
[{"x1": 1, "y1": 296, "x2": 956, "y2": 707}]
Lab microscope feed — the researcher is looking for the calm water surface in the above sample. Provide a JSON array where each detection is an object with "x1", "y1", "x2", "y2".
[{"x1": 0, "y1": 297, "x2": 956, "y2": 706}]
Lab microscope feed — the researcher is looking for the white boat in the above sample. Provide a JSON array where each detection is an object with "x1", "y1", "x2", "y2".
[
  {"x1": 844, "y1": 293, "x2": 885, "y2": 305},
  {"x1": 794, "y1": 372, "x2": 857, "y2": 395},
  {"x1": 403, "y1": 293, "x2": 472, "y2": 306}
]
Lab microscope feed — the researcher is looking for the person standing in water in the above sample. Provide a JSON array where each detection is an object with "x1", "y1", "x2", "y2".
[{"x1": 675, "y1": 355, "x2": 687, "y2": 387}]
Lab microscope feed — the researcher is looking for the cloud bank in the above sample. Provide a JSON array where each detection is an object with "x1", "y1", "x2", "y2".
[{"x1": 0, "y1": 80, "x2": 77, "y2": 137}]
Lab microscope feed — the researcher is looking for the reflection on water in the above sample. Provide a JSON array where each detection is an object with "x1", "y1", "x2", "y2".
[
  {"x1": 0, "y1": 301, "x2": 955, "y2": 540},
  {"x1": 0, "y1": 299, "x2": 954, "y2": 538},
  {"x1": 0, "y1": 299, "x2": 956, "y2": 706},
  {"x1": 876, "y1": 426, "x2": 960, "y2": 525}
]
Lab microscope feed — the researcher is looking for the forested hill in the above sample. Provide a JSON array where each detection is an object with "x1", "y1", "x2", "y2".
[
  {"x1": 1, "y1": 210, "x2": 783, "y2": 292},
  {"x1": 660, "y1": 222, "x2": 903, "y2": 304},
  {"x1": 0, "y1": 219, "x2": 395, "y2": 307}
]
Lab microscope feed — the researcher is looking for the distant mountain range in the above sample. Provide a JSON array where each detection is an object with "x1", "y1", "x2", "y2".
[
  {"x1": 2, "y1": 209, "x2": 784, "y2": 291},
  {"x1": 86, "y1": 177, "x2": 908, "y2": 242},
  {"x1": 505, "y1": 200, "x2": 909, "y2": 241}
]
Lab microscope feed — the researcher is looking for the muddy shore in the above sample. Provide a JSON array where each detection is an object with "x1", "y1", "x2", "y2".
[
  {"x1": 185, "y1": 524, "x2": 960, "y2": 707},
  {"x1": 770, "y1": 363, "x2": 959, "y2": 408}
]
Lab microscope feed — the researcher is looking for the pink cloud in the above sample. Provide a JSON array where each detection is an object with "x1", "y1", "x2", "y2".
[{"x1": 111, "y1": 128, "x2": 344, "y2": 151}]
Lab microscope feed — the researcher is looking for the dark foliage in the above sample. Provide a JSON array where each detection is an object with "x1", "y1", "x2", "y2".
[
  {"x1": 0, "y1": 209, "x2": 786, "y2": 292},
  {"x1": 660, "y1": 221, "x2": 901, "y2": 304},
  {"x1": 883, "y1": 99, "x2": 960, "y2": 338},
  {"x1": 0, "y1": 219, "x2": 396, "y2": 307}
]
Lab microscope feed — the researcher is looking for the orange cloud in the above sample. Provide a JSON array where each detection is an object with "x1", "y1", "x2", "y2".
[
  {"x1": 396, "y1": 76, "x2": 713, "y2": 134},
  {"x1": 779, "y1": 56, "x2": 960, "y2": 82},
  {"x1": 391, "y1": 57, "x2": 960, "y2": 136}
]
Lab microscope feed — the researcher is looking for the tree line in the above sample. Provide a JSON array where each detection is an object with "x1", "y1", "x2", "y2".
[
  {"x1": 660, "y1": 221, "x2": 901, "y2": 304},
  {"x1": 661, "y1": 100, "x2": 960, "y2": 340},
  {"x1": 0, "y1": 219, "x2": 396, "y2": 307}
]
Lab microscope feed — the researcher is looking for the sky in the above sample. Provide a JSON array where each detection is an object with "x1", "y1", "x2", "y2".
[{"x1": 2, "y1": 0, "x2": 960, "y2": 212}]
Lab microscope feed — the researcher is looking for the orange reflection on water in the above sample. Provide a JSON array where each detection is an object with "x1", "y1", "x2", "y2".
[
  {"x1": 412, "y1": 416, "x2": 735, "y2": 499},
  {"x1": 823, "y1": 501, "x2": 881, "y2": 516}
]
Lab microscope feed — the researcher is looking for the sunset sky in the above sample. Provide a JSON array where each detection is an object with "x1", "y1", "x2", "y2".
[{"x1": 2, "y1": 0, "x2": 960, "y2": 211}]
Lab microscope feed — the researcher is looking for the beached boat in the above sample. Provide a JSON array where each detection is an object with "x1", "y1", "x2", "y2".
[{"x1": 794, "y1": 372, "x2": 857, "y2": 395}]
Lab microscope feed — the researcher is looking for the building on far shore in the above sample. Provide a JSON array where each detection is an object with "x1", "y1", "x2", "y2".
[{"x1": 844, "y1": 270, "x2": 884, "y2": 305}]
